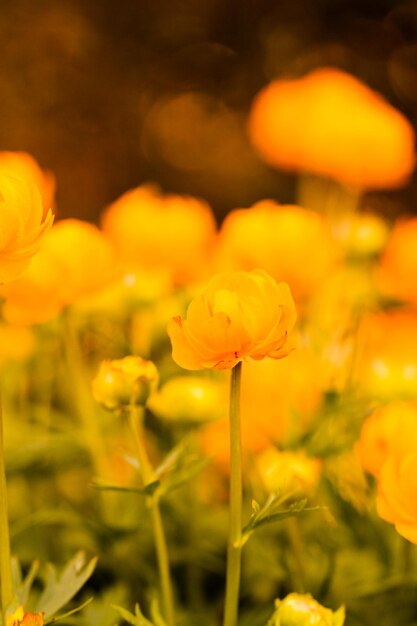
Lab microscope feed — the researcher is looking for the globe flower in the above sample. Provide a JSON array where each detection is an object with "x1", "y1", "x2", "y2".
[
  {"x1": 215, "y1": 201, "x2": 339, "y2": 302},
  {"x1": 101, "y1": 184, "x2": 217, "y2": 286},
  {"x1": 167, "y1": 269, "x2": 297, "y2": 370},
  {"x1": 377, "y1": 217, "x2": 417, "y2": 304},
  {"x1": 377, "y1": 449, "x2": 417, "y2": 544},
  {"x1": 0, "y1": 174, "x2": 54, "y2": 283},
  {"x1": 92, "y1": 356, "x2": 159, "y2": 410},
  {"x1": 6, "y1": 606, "x2": 43, "y2": 626},
  {"x1": 270, "y1": 593, "x2": 345, "y2": 626},
  {"x1": 356, "y1": 310, "x2": 417, "y2": 400},
  {"x1": 256, "y1": 447, "x2": 321, "y2": 498},
  {"x1": 249, "y1": 67, "x2": 415, "y2": 190},
  {"x1": 0, "y1": 150, "x2": 55, "y2": 212},
  {"x1": 356, "y1": 402, "x2": 417, "y2": 478}
]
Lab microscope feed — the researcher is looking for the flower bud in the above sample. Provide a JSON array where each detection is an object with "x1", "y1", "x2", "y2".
[
  {"x1": 148, "y1": 375, "x2": 226, "y2": 424},
  {"x1": 92, "y1": 356, "x2": 159, "y2": 410},
  {"x1": 271, "y1": 593, "x2": 345, "y2": 626}
]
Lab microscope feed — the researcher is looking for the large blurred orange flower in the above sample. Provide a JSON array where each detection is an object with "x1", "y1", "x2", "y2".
[
  {"x1": 0, "y1": 174, "x2": 53, "y2": 283},
  {"x1": 0, "y1": 219, "x2": 117, "y2": 324},
  {"x1": 377, "y1": 449, "x2": 417, "y2": 543},
  {"x1": 0, "y1": 150, "x2": 55, "y2": 212},
  {"x1": 101, "y1": 184, "x2": 217, "y2": 286},
  {"x1": 215, "y1": 201, "x2": 339, "y2": 301},
  {"x1": 356, "y1": 401, "x2": 417, "y2": 478},
  {"x1": 377, "y1": 217, "x2": 417, "y2": 304},
  {"x1": 168, "y1": 269, "x2": 297, "y2": 370},
  {"x1": 249, "y1": 67, "x2": 415, "y2": 189}
]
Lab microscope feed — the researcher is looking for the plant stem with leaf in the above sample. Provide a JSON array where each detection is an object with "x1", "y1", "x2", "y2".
[
  {"x1": 223, "y1": 362, "x2": 243, "y2": 626},
  {"x1": 128, "y1": 405, "x2": 176, "y2": 626},
  {"x1": 0, "y1": 391, "x2": 14, "y2": 624}
]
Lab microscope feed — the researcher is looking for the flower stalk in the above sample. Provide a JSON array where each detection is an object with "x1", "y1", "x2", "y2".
[
  {"x1": 0, "y1": 391, "x2": 14, "y2": 624},
  {"x1": 223, "y1": 361, "x2": 243, "y2": 626},
  {"x1": 128, "y1": 405, "x2": 176, "y2": 626}
]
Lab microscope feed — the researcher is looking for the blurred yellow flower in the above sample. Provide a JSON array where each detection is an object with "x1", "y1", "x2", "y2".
[
  {"x1": 255, "y1": 447, "x2": 321, "y2": 498},
  {"x1": 0, "y1": 150, "x2": 55, "y2": 212},
  {"x1": 6, "y1": 606, "x2": 43, "y2": 626},
  {"x1": 377, "y1": 449, "x2": 417, "y2": 544},
  {"x1": 356, "y1": 310, "x2": 417, "y2": 400},
  {"x1": 101, "y1": 184, "x2": 217, "y2": 286},
  {"x1": 92, "y1": 356, "x2": 159, "y2": 410},
  {"x1": 216, "y1": 201, "x2": 339, "y2": 302},
  {"x1": 0, "y1": 219, "x2": 117, "y2": 324},
  {"x1": 0, "y1": 174, "x2": 53, "y2": 283},
  {"x1": 271, "y1": 593, "x2": 345, "y2": 626},
  {"x1": 377, "y1": 217, "x2": 417, "y2": 304},
  {"x1": 168, "y1": 269, "x2": 297, "y2": 370},
  {"x1": 0, "y1": 323, "x2": 34, "y2": 364},
  {"x1": 249, "y1": 67, "x2": 415, "y2": 190},
  {"x1": 333, "y1": 212, "x2": 389, "y2": 258},
  {"x1": 356, "y1": 401, "x2": 417, "y2": 478}
]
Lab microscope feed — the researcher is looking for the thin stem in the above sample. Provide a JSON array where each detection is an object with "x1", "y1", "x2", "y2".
[
  {"x1": 286, "y1": 517, "x2": 306, "y2": 592},
  {"x1": 223, "y1": 362, "x2": 243, "y2": 626},
  {"x1": 0, "y1": 390, "x2": 14, "y2": 623},
  {"x1": 128, "y1": 406, "x2": 176, "y2": 626}
]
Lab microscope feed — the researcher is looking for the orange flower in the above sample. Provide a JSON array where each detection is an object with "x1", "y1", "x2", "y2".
[
  {"x1": 249, "y1": 67, "x2": 415, "y2": 189},
  {"x1": 215, "y1": 201, "x2": 339, "y2": 301},
  {"x1": 168, "y1": 269, "x2": 297, "y2": 370},
  {"x1": 377, "y1": 217, "x2": 417, "y2": 304},
  {"x1": 0, "y1": 150, "x2": 55, "y2": 212},
  {"x1": 377, "y1": 450, "x2": 417, "y2": 543},
  {"x1": 101, "y1": 184, "x2": 217, "y2": 286},
  {"x1": 0, "y1": 219, "x2": 117, "y2": 324},
  {"x1": 0, "y1": 174, "x2": 53, "y2": 283},
  {"x1": 355, "y1": 401, "x2": 417, "y2": 478},
  {"x1": 355, "y1": 310, "x2": 417, "y2": 400},
  {"x1": 6, "y1": 606, "x2": 43, "y2": 626}
]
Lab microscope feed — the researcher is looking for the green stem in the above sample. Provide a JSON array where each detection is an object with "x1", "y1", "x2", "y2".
[
  {"x1": 0, "y1": 391, "x2": 14, "y2": 623},
  {"x1": 223, "y1": 362, "x2": 243, "y2": 626},
  {"x1": 286, "y1": 517, "x2": 306, "y2": 592},
  {"x1": 128, "y1": 407, "x2": 176, "y2": 626}
]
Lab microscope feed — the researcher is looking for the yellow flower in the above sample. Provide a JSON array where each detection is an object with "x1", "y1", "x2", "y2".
[
  {"x1": 377, "y1": 217, "x2": 417, "y2": 304},
  {"x1": 356, "y1": 401, "x2": 417, "y2": 478},
  {"x1": 256, "y1": 447, "x2": 321, "y2": 498},
  {"x1": 101, "y1": 184, "x2": 217, "y2": 286},
  {"x1": 0, "y1": 174, "x2": 53, "y2": 283},
  {"x1": 215, "y1": 201, "x2": 339, "y2": 302},
  {"x1": 0, "y1": 150, "x2": 55, "y2": 212},
  {"x1": 168, "y1": 269, "x2": 297, "y2": 370},
  {"x1": 6, "y1": 606, "x2": 44, "y2": 626},
  {"x1": 92, "y1": 356, "x2": 159, "y2": 410},
  {"x1": 271, "y1": 593, "x2": 345, "y2": 626},
  {"x1": 249, "y1": 67, "x2": 415, "y2": 190}
]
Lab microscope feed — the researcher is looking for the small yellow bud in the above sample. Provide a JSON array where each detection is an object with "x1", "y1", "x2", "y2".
[
  {"x1": 272, "y1": 593, "x2": 345, "y2": 626},
  {"x1": 256, "y1": 448, "x2": 321, "y2": 499},
  {"x1": 92, "y1": 356, "x2": 159, "y2": 410},
  {"x1": 148, "y1": 376, "x2": 226, "y2": 424}
]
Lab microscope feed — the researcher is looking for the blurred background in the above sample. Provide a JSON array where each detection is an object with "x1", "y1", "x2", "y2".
[{"x1": 1, "y1": 0, "x2": 417, "y2": 222}]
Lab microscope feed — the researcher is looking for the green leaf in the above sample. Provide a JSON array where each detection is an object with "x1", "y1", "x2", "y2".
[
  {"x1": 149, "y1": 599, "x2": 168, "y2": 626},
  {"x1": 34, "y1": 552, "x2": 97, "y2": 618},
  {"x1": 91, "y1": 479, "x2": 160, "y2": 497},
  {"x1": 44, "y1": 597, "x2": 93, "y2": 624}
]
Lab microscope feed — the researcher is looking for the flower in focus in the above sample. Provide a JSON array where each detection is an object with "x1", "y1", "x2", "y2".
[
  {"x1": 0, "y1": 174, "x2": 54, "y2": 283},
  {"x1": 92, "y1": 356, "x2": 159, "y2": 410},
  {"x1": 377, "y1": 217, "x2": 417, "y2": 304},
  {"x1": 356, "y1": 401, "x2": 417, "y2": 478},
  {"x1": 216, "y1": 201, "x2": 339, "y2": 302},
  {"x1": 256, "y1": 447, "x2": 321, "y2": 499},
  {"x1": 0, "y1": 219, "x2": 117, "y2": 324},
  {"x1": 249, "y1": 67, "x2": 415, "y2": 190},
  {"x1": 0, "y1": 150, "x2": 55, "y2": 211},
  {"x1": 377, "y1": 449, "x2": 417, "y2": 544},
  {"x1": 6, "y1": 606, "x2": 44, "y2": 626},
  {"x1": 149, "y1": 375, "x2": 227, "y2": 424},
  {"x1": 355, "y1": 310, "x2": 417, "y2": 400},
  {"x1": 168, "y1": 269, "x2": 297, "y2": 370},
  {"x1": 270, "y1": 593, "x2": 345, "y2": 626},
  {"x1": 101, "y1": 184, "x2": 217, "y2": 286}
]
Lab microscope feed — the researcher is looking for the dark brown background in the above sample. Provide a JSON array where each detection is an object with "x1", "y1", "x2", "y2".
[{"x1": 1, "y1": 0, "x2": 416, "y2": 222}]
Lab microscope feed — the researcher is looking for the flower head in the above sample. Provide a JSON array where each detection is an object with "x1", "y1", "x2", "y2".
[
  {"x1": 0, "y1": 174, "x2": 53, "y2": 283},
  {"x1": 168, "y1": 269, "x2": 297, "y2": 370},
  {"x1": 249, "y1": 67, "x2": 415, "y2": 190},
  {"x1": 271, "y1": 593, "x2": 345, "y2": 626},
  {"x1": 6, "y1": 606, "x2": 44, "y2": 626},
  {"x1": 92, "y1": 356, "x2": 159, "y2": 410}
]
